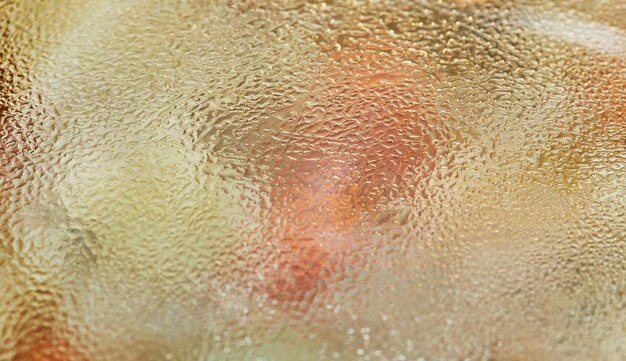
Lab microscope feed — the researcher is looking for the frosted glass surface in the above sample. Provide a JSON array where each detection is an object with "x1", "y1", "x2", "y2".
[{"x1": 0, "y1": 1, "x2": 624, "y2": 360}]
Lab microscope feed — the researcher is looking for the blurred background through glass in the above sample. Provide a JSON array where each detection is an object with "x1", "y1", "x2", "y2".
[{"x1": 0, "y1": 1, "x2": 624, "y2": 360}]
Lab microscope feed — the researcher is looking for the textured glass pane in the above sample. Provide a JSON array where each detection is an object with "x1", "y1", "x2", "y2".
[{"x1": 1, "y1": 1, "x2": 624, "y2": 360}]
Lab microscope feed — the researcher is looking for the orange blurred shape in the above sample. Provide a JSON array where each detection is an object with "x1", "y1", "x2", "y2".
[
  {"x1": 13, "y1": 328, "x2": 84, "y2": 361},
  {"x1": 261, "y1": 49, "x2": 446, "y2": 303}
]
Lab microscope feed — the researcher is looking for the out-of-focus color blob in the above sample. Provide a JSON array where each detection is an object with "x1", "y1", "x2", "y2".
[
  {"x1": 257, "y1": 49, "x2": 448, "y2": 304},
  {"x1": 0, "y1": 1, "x2": 624, "y2": 361}
]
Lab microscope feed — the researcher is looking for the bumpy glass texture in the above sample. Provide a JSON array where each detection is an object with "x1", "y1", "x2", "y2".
[{"x1": 0, "y1": 0, "x2": 624, "y2": 360}]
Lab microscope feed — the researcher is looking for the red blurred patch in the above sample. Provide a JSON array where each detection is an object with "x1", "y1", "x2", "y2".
[
  {"x1": 260, "y1": 50, "x2": 448, "y2": 303},
  {"x1": 13, "y1": 326, "x2": 84, "y2": 361}
]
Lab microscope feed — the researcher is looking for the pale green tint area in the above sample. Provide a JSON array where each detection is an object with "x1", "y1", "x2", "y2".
[{"x1": 0, "y1": 1, "x2": 624, "y2": 360}]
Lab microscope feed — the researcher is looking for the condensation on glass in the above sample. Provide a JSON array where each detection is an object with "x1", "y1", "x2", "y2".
[{"x1": 0, "y1": 1, "x2": 624, "y2": 360}]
